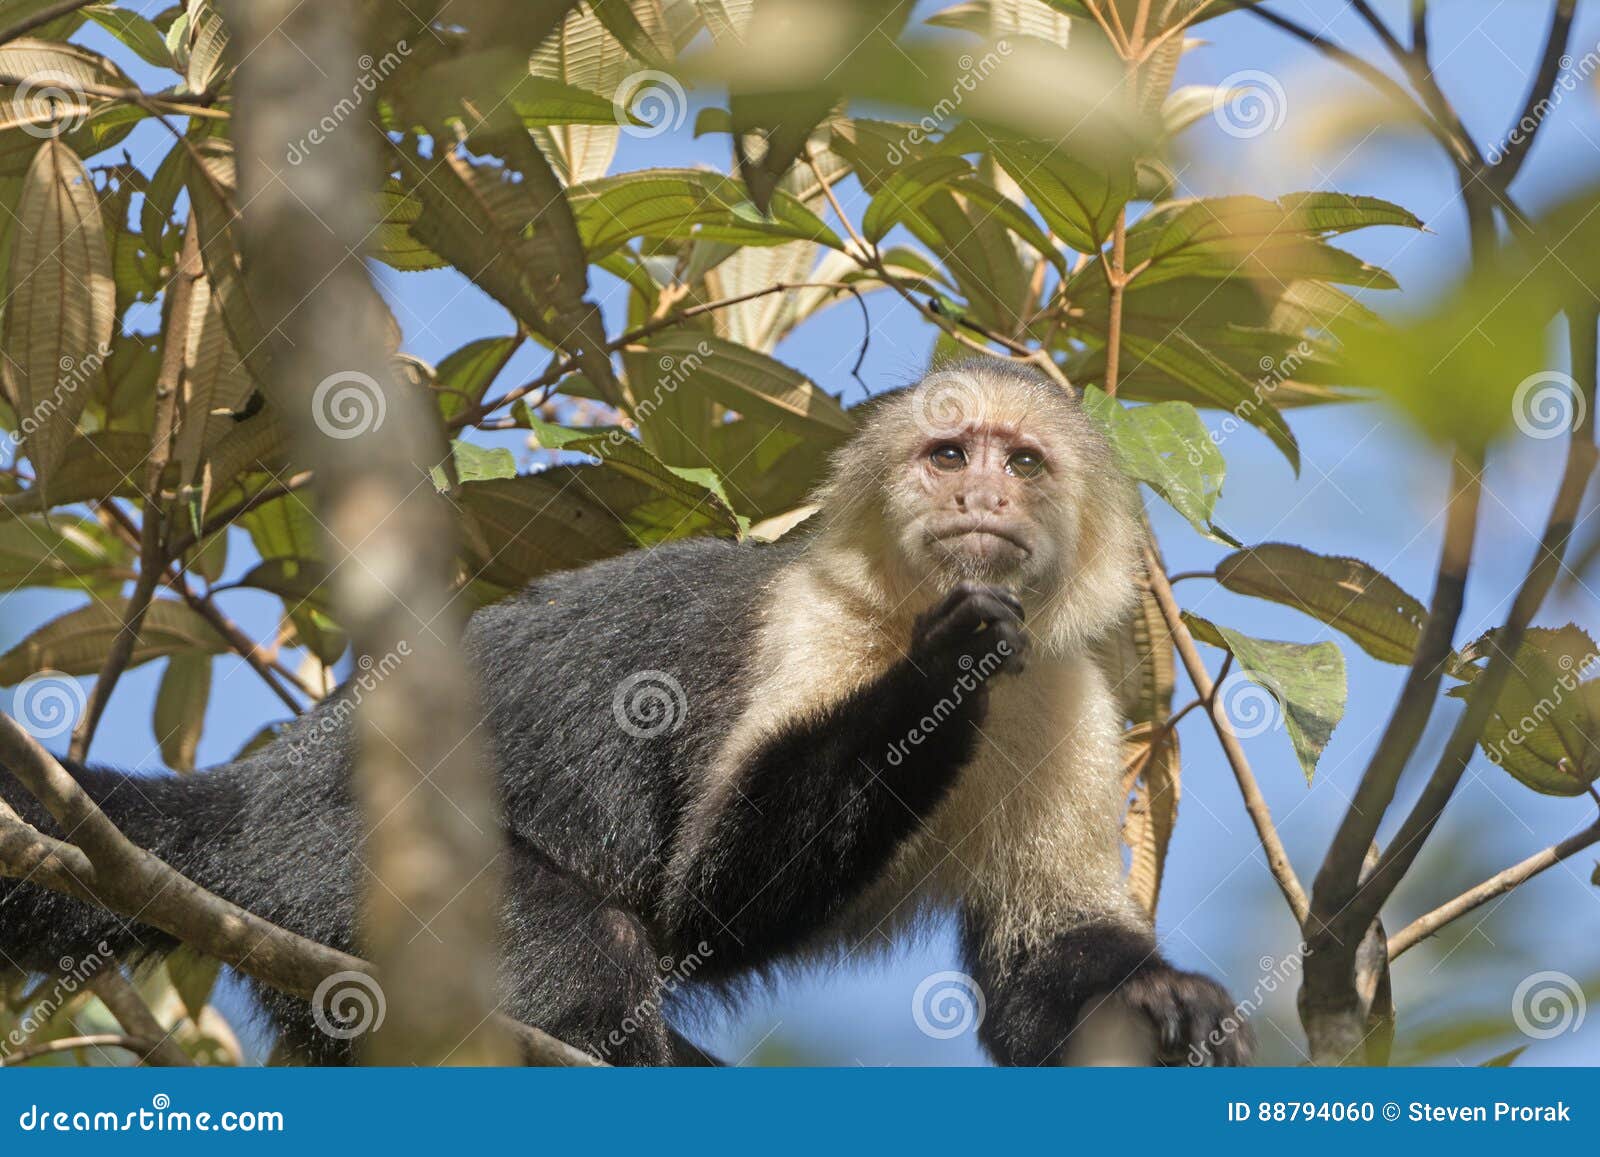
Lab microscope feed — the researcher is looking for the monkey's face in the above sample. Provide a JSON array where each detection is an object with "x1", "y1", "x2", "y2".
[{"x1": 881, "y1": 386, "x2": 1079, "y2": 595}]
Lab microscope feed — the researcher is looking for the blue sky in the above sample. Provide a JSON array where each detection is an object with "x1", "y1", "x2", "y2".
[{"x1": 5, "y1": 0, "x2": 1600, "y2": 1065}]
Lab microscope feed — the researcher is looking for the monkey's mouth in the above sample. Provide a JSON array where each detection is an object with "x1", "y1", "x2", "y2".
[{"x1": 928, "y1": 522, "x2": 1032, "y2": 567}]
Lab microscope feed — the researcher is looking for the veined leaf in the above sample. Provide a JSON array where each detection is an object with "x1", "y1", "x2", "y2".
[
  {"x1": 0, "y1": 598, "x2": 228, "y2": 685},
  {"x1": 0, "y1": 515, "x2": 130, "y2": 593},
  {"x1": 1114, "y1": 330, "x2": 1300, "y2": 472},
  {"x1": 1080, "y1": 386, "x2": 1232, "y2": 544},
  {"x1": 1121, "y1": 722, "x2": 1179, "y2": 919},
  {"x1": 1450, "y1": 625, "x2": 1600, "y2": 797},
  {"x1": 862, "y1": 155, "x2": 972, "y2": 242},
  {"x1": 529, "y1": 418, "x2": 742, "y2": 535},
  {"x1": 988, "y1": 134, "x2": 1134, "y2": 254},
  {"x1": 640, "y1": 332, "x2": 853, "y2": 438},
  {"x1": 0, "y1": 40, "x2": 136, "y2": 172},
  {"x1": 568, "y1": 169, "x2": 842, "y2": 256},
  {"x1": 1184, "y1": 613, "x2": 1347, "y2": 783},
  {"x1": 173, "y1": 274, "x2": 255, "y2": 518},
  {"x1": 83, "y1": 6, "x2": 172, "y2": 69},
  {"x1": 3, "y1": 139, "x2": 115, "y2": 496},
  {"x1": 432, "y1": 336, "x2": 521, "y2": 422},
  {"x1": 1216, "y1": 543, "x2": 1427, "y2": 665}
]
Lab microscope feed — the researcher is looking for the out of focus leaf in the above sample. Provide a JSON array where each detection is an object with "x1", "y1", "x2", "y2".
[
  {"x1": 155, "y1": 653, "x2": 211, "y2": 772},
  {"x1": 0, "y1": 599, "x2": 228, "y2": 685}
]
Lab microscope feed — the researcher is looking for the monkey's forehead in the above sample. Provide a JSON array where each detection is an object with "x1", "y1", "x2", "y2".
[{"x1": 880, "y1": 366, "x2": 1083, "y2": 441}]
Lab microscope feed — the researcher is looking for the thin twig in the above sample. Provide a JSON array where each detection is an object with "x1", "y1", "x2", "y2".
[
  {"x1": 1491, "y1": 0, "x2": 1576, "y2": 186},
  {"x1": 1144, "y1": 544, "x2": 1309, "y2": 924},
  {"x1": 1387, "y1": 814, "x2": 1600, "y2": 959},
  {"x1": 0, "y1": 1034, "x2": 164, "y2": 1067},
  {"x1": 88, "y1": 968, "x2": 192, "y2": 1067}
]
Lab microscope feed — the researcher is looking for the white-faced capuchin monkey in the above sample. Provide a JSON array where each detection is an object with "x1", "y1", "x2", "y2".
[{"x1": 0, "y1": 360, "x2": 1248, "y2": 1065}]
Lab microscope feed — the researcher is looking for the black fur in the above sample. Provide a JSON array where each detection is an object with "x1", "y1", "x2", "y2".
[{"x1": 0, "y1": 537, "x2": 1240, "y2": 1065}]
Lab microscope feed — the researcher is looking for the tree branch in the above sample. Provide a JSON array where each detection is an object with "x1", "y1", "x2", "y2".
[
  {"x1": 1387, "y1": 813, "x2": 1600, "y2": 959},
  {"x1": 1143, "y1": 544, "x2": 1310, "y2": 925},
  {"x1": 1, "y1": 1034, "x2": 166, "y2": 1067},
  {"x1": 0, "y1": 712, "x2": 599, "y2": 1066},
  {"x1": 88, "y1": 967, "x2": 192, "y2": 1067},
  {"x1": 1491, "y1": 0, "x2": 1576, "y2": 186},
  {"x1": 223, "y1": 0, "x2": 515, "y2": 1065}
]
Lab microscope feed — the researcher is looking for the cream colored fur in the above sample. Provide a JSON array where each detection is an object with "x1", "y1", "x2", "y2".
[{"x1": 678, "y1": 364, "x2": 1148, "y2": 966}]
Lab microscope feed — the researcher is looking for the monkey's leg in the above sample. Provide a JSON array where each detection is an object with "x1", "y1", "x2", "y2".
[
  {"x1": 499, "y1": 838, "x2": 673, "y2": 1066},
  {"x1": 666, "y1": 582, "x2": 1026, "y2": 970},
  {"x1": 959, "y1": 909, "x2": 1251, "y2": 1067}
]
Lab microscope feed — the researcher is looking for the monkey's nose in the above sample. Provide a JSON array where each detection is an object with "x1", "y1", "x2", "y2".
[{"x1": 956, "y1": 488, "x2": 1007, "y2": 513}]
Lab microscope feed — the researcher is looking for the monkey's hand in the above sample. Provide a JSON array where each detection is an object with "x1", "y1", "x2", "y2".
[
  {"x1": 1095, "y1": 964, "x2": 1252, "y2": 1066},
  {"x1": 910, "y1": 582, "x2": 1029, "y2": 677}
]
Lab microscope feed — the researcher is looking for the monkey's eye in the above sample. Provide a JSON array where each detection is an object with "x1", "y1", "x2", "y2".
[
  {"x1": 929, "y1": 445, "x2": 967, "y2": 471},
  {"x1": 1006, "y1": 450, "x2": 1046, "y2": 478}
]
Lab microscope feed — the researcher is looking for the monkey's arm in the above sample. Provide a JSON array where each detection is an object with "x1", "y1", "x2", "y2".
[{"x1": 665, "y1": 583, "x2": 1026, "y2": 967}]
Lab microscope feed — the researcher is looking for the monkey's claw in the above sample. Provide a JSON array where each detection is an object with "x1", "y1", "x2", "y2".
[
  {"x1": 911, "y1": 582, "x2": 1029, "y2": 676},
  {"x1": 1109, "y1": 965, "x2": 1253, "y2": 1067}
]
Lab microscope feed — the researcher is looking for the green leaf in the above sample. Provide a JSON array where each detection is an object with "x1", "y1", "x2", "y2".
[
  {"x1": 1184, "y1": 613, "x2": 1347, "y2": 783},
  {"x1": 166, "y1": 947, "x2": 223, "y2": 1021},
  {"x1": 640, "y1": 332, "x2": 854, "y2": 438},
  {"x1": 430, "y1": 335, "x2": 520, "y2": 422},
  {"x1": 861, "y1": 155, "x2": 972, "y2": 242},
  {"x1": 1215, "y1": 543, "x2": 1428, "y2": 666},
  {"x1": 83, "y1": 6, "x2": 173, "y2": 69},
  {"x1": 3, "y1": 139, "x2": 115, "y2": 497},
  {"x1": 528, "y1": 418, "x2": 742, "y2": 535},
  {"x1": 1079, "y1": 386, "x2": 1232, "y2": 543},
  {"x1": 567, "y1": 169, "x2": 842, "y2": 256},
  {"x1": 434, "y1": 440, "x2": 517, "y2": 487},
  {"x1": 0, "y1": 599, "x2": 228, "y2": 685},
  {"x1": 155, "y1": 654, "x2": 211, "y2": 772},
  {"x1": 1450, "y1": 625, "x2": 1600, "y2": 797},
  {"x1": 1114, "y1": 330, "x2": 1300, "y2": 471},
  {"x1": 988, "y1": 134, "x2": 1134, "y2": 253},
  {"x1": 0, "y1": 41, "x2": 137, "y2": 172},
  {"x1": 0, "y1": 514, "x2": 129, "y2": 593},
  {"x1": 457, "y1": 467, "x2": 663, "y2": 588},
  {"x1": 236, "y1": 557, "x2": 334, "y2": 616}
]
